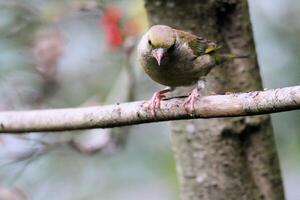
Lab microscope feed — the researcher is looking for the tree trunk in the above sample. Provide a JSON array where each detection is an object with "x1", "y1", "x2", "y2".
[{"x1": 144, "y1": 0, "x2": 285, "y2": 200}]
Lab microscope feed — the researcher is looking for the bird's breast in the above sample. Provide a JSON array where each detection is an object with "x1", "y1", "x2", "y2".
[{"x1": 142, "y1": 54, "x2": 199, "y2": 87}]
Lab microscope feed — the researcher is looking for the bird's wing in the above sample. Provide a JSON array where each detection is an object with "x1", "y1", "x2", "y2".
[{"x1": 174, "y1": 29, "x2": 219, "y2": 57}]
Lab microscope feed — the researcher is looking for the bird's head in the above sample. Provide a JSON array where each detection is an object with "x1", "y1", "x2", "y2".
[{"x1": 147, "y1": 25, "x2": 177, "y2": 66}]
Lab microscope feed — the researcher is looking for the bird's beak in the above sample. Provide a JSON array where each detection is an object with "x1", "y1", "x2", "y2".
[{"x1": 152, "y1": 48, "x2": 166, "y2": 66}]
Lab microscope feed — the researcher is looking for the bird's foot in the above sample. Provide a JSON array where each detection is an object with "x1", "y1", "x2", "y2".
[
  {"x1": 148, "y1": 91, "x2": 166, "y2": 117},
  {"x1": 182, "y1": 88, "x2": 199, "y2": 113}
]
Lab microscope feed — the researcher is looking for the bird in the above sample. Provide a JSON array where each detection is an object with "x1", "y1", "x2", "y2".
[{"x1": 137, "y1": 25, "x2": 247, "y2": 116}]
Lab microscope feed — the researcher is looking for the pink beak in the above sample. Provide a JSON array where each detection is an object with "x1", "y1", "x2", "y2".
[{"x1": 152, "y1": 48, "x2": 165, "y2": 66}]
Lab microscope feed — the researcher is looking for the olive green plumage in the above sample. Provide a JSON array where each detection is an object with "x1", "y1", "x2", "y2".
[{"x1": 137, "y1": 25, "x2": 242, "y2": 88}]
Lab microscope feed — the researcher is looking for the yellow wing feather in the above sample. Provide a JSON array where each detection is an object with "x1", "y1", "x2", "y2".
[{"x1": 174, "y1": 28, "x2": 218, "y2": 56}]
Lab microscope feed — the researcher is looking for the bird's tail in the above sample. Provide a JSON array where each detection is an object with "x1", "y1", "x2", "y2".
[{"x1": 214, "y1": 53, "x2": 250, "y2": 64}]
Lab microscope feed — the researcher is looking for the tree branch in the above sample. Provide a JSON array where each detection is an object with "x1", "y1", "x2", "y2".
[{"x1": 0, "y1": 85, "x2": 299, "y2": 133}]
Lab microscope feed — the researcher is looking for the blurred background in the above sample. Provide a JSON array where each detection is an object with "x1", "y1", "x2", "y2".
[{"x1": 0, "y1": 0, "x2": 299, "y2": 199}]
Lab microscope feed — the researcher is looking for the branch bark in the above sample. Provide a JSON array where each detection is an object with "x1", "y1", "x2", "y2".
[{"x1": 0, "y1": 85, "x2": 299, "y2": 133}]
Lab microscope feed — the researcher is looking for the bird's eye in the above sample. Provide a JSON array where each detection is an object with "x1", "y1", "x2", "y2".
[
  {"x1": 148, "y1": 40, "x2": 152, "y2": 46},
  {"x1": 167, "y1": 43, "x2": 176, "y2": 52}
]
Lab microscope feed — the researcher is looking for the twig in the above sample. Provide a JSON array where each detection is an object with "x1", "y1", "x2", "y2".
[{"x1": 0, "y1": 86, "x2": 299, "y2": 133}]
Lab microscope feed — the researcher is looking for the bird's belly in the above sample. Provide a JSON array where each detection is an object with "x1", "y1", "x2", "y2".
[{"x1": 144, "y1": 60, "x2": 199, "y2": 87}]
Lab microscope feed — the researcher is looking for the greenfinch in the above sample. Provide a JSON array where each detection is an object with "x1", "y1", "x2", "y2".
[{"x1": 137, "y1": 25, "x2": 247, "y2": 116}]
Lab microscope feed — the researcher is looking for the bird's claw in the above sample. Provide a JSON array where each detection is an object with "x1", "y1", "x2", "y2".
[
  {"x1": 148, "y1": 91, "x2": 166, "y2": 117},
  {"x1": 182, "y1": 88, "x2": 199, "y2": 113}
]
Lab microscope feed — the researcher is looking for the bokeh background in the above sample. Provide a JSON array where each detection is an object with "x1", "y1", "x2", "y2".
[{"x1": 0, "y1": 0, "x2": 299, "y2": 199}]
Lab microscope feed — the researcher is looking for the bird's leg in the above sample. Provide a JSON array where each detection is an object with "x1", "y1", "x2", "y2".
[
  {"x1": 182, "y1": 79, "x2": 206, "y2": 113},
  {"x1": 148, "y1": 87, "x2": 173, "y2": 117}
]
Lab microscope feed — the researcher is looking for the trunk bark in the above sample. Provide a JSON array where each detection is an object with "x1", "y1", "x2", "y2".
[{"x1": 144, "y1": 0, "x2": 285, "y2": 200}]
